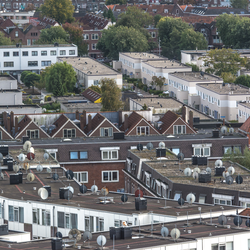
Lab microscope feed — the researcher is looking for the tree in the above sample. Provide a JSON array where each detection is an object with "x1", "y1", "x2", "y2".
[
  {"x1": 221, "y1": 72, "x2": 236, "y2": 83},
  {"x1": 23, "y1": 72, "x2": 41, "y2": 93},
  {"x1": 235, "y1": 75, "x2": 250, "y2": 87},
  {"x1": 154, "y1": 14, "x2": 162, "y2": 26},
  {"x1": 0, "y1": 31, "x2": 13, "y2": 46},
  {"x1": 41, "y1": 62, "x2": 76, "y2": 96},
  {"x1": 21, "y1": 71, "x2": 30, "y2": 83},
  {"x1": 89, "y1": 86, "x2": 102, "y2": 94},
  {"x1": 230, "y1": 0, "x2": 248, "y2": 9},
  {"x1": 63, "y1": 23, "x2": 88, "y2": 56},
  {"x1": 35, "y1": 26, "x2": 69, "y2": 44},
  {"x1": 107, "y1": 8, "x2": 116, "y2": 23},
  {"x1": 151, "y1": 76, "x2": 166, "y2": 90},
  {"x1": 97, "y1": 26, "x2": 149, "y2": 60},
  {"x1": 103, "y1": 9, "x2": 107, "y2": 18},
  {"x1": 100, "y1": 78, "x2": 123, "y2": 111},
  {"x1": 185, "y1": 63, "x2": 200, "y2": 72},
  {"x1": 201, "y1": 48, "x2": 246, "y2": 76},
  {"x1": 40, "y1": 0, "x2": 74, "y2": 24},
  {"x1": 106, "y1": 0, "x2": 126, "y2": 5}
]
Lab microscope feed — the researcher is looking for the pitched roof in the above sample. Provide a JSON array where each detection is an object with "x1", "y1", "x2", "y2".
[
  {"x1": 82, "y1": 88, "x2": 101, "y2": 103},
  {"x1": 158, "y1": 110, "x2": 179, "y2": 134},
  {"x1": 50, "y1": 114, "x2": 68, "y2": 137},
  {"x1": 240, "y1": 208, "x2": 250, "y2": 216},
  {"x1": 181, "y1": 15, "x2": 216, "y2": 24},
  {"x1": 239, "y1": 117, "x2": 250, "y2": 134},
  {"x1": 85, "y1": 113, "x2": 105, "y2": 135},
  {"x1": 78, "y1": 13, "x2": 109, "y2": 30},
  {"x1": 15, "y1": 115, "x2": 32, "y2": 138},
  {"x1": 0, "y1": 19, "x2": 16, "y2": 29}
]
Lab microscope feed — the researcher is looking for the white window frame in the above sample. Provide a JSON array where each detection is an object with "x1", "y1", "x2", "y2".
[
  {"x1": 60, "y1": 50, "x2": 66, "y2": 55},
  {"x1": 42, "y1": 209, "x2": 50, "y2": 226},
  {"x1": 26, "y1": 129, "x2": 39, "y2": 139},
  {"x1": 192, "y1": 144, "x2": 211, "y2": 156},
  {"x1": 173, "y1": 125, "x2": 186, "y2": 135},
  {"x1": 63, "y1": 128, "x2": 76, "y2": 138},
  {"x1": 137, "y1": 126, "x2": 149, "y2": 135},
  {"x1": 84, "y1": 34, "x2": 89, "y2": 40},
  {"x1": 102, "y1": 170, "x2": 119, "y2": 182},
  {"x1": 92, "y1": 43, "x2": 96, "y2": 50},
  {"x1": 92, "y1": 33, "x2": 98, "y2": 40},
  {"x1": 100, "y1": 147, "x2": 120, "y2": 160},
  {"x1": 100, "y1": 127, "x2": 113, "y2": 137},
  {"x1": 74, "y1": 171, "x2": 88, "y2": 183}
]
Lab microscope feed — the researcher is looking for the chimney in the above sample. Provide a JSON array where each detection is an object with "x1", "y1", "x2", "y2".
[
  {"x1": 88, "y1": 114, "x2": 92, "y2": 132},
  {"x1": 7, "y1": 117, "x2": 11, "y2": 134},
  {"x1": 2, "y1": 111, "x2": 7, "y2": 128},
  {"x1": 189, "y1": 110, "x2": 193, "y2": 128},
  {"x1": 76, "y1": 110, "x2": 80, "y2": 120},
  {"x1": 80, "y1": 115, "x2": 85, "y2": 131},
  {"x1": 124, "y1": 114, "x2": 128, "y2": 131},
  {"x1": 118, "y1": 109, "x2": 123, "y2": 126},
  {"x1": 15, "y1": 116, "x2": 18, "y2": 134},
  {"x1": 82, "y1": 110, "x2": 86, "y2": 127},
  {"x1": 182, "y1": 105, "x2": 186, "y2": 122},
  {"x1": 223, "y1": 118, "x2": 225, "y2": 126},
  {"x1": 10, "y1": 111, "x2": 14, "y2": 131}
]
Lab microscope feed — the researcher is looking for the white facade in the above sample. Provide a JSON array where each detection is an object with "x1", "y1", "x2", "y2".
[
  {"x1": 0, "y1": 11, "x2": 35, "y2": 24},
  {"x1": 0, "y1": 44, "x2": 78, "y2": 75},
  {"x1": 238, "y1": 102, "x2": 250, "y2": 123}
]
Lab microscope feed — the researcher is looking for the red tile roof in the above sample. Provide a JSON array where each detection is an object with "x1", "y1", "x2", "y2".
[
  {"x1": 82, "y1": 88, "x2": 101, "y2": 103},
  {"x1": 240, "y1": 208, "x2": 250, "y2": 216},
  {"x1": 78, "y1": 13, "x2": 109, "y2": 30},
  {"x1": 181, "y1": 16, "x2": 216, "y2": 24},
  {"x1": 239, "y1": 116, "x2": 250, "y2": 134}
]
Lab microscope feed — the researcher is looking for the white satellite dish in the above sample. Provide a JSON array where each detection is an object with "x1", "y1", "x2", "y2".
[
  {"x1": 215, "y1": 160, "x2": 223, "y2": 167},
  {"x1": 229, "y1": 127, "x2": 234, "y2": 134},
  {"x1": 97, "y1": 235, "x2": 107, "y2": 247},
  {"x1": 43, "y1": 153, "x2": 49, "y2": 160},
  {"x1": 47, "y1": 167, "x2": 52, "y2": 173},
  {"x1": 36, "y1": 164, "x2": 43, "y2": 172},
  {"x1": 159, "y1": 141, "x2": 165, "y2": 149},
  {"x1": 193, "y1": 171, "x2": 199, "y2": 179},
  {"x1": 68, "y1": 186, "x2": 74, "y2": 194},
  {"x1": 170, "y1": 228, "x2": 180, "y2": 240},
  {"x1": 206, "y1": 167, "x2": 212, "y2": 174},
  {"x1": 221, "y1": 126, "x2": 227, "y2": 135},
  {"x1": 28, "y1": 147, "x2": 34, "y2": 154},
  {"x1": 18, "y1": 153, "x2": 25, "y2": 162},
  {"x1": 13, "y1": 164, "x2": 19, "y2": 173},
  {"x1": 228, "y1": 166, "x2": 235, "y2": 175},
  {"x1": 223, "y1": 170, "x2": 230, "y2": 179},
  {"x1": 91, "y1": 185, "x2": 98, "y2": 193},
  {"x1": 23, "y1": 141, "x2": 32, "y2": 151},
  {"x1": 186, "y1": 193, "x2": 196, "y2": 204},
  {"x1": 184, "y1": 167, "x2": 192, "y2": 177},
  {"x1": 193, "y1": 167, "x2": 200, "y2": 173},
  {"x1": 0, "y1": 172, "x2": 4, "y2": 180},
  {"x1": 38, "y1": 187, "x2": 48, "y2": 200},
  {"x1": 27, "y1": 173, "x2": 35, "y2": 182}
]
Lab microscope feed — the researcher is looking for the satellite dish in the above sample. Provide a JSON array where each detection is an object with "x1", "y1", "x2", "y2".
[
  {"x1": 215, "y1": 160, "x2": 223, "y2": 167},
  {"x1": 47, "y1": 167, "x2": 52, "y2": 173},
  {"x1": 233, "y1": 216, "x2": 242, "y2": 226},
  {"x1": 23, "y1": 141, "x2": 32, "y2": 151},
  {"x1": 206, "y1": 167, "x2": 212, "y2": 174},
  {"x1": 226, "y1": 176, "x2": 234, "y2": 185},
  {"x1": 91, "y1": 185, "x2": 98, "y2": 193},
  {"x1": 159, "y1": 141, "x2": 165, "y2": 148},
  {"x1": 161, "y1": 227, "x2": 169, "y2": 237},
  {"x1": 223, "y1": 170, "x2": 229, "y2": 179},
  {"x1": 23, "y1": 163, "x2": 29, "y2": 171},
  {"x1": 52, "y1": 173, "x2": 59, "y2": 180},
  {"x1": 44, "y1": 153, "x2": 49, "y2": 160},
  {"x1": 18, "y1": 153, "x2": 25, "y2": 162},
  {"x1": 27, "y1": 173, "x2": 35, "y2": 182},
  {"x1": 28, "y1": 147, "x2": 34, "y2": 154},
  {"x1": 27, "y1": 152, "x2": 35, "y2": 160},
  {"x1": 135, "y1": 189, "x2": 143, "y2": 197},
  {"x1": 121, "y1": 194, "x2": 128, "y2": 202},
  {"x1": 65, "y1": 170, "x2": 74, "y2": 179},
  {"x1": 228, "y1": 166, "x2": 235, "y2": 175},
  {"x1": 68, "y1": 186, "x2": 74, "y2": 194},
  {"x1": 178, "y1": 197, "x2": 185, "y2": 206},
  {"x1": 193, "y1": 167, "x2": 200, "y2": 173},
  {"x1": 218, "y1": 215, "x2": 227, "y2": 225},
  {"x1": 56, "y1": 232, "x2": 63, "y2": 238},
  {"x1": 229, "y1": 127, "x2": 234, "y2": 134},
  {"x1": 69, "y1": 229, "x2": 81, "y2": 245},
  {"x1": 38, "y1": 187, "x2": 48, "y2": 200},
  {"x1": 82, "y1": 231, "x2": 92, "y2": 242},
  {"x1": 235, "y1": 175, "x2": 243, "y2": 184},
  {"x1": 184, "y1": 167, "x2": 192, "y2": 176},
  {"x1": 36, "y1": 164, "x2": 43, "y2": 172},
  {"x1": 246, "y1": 218, "x2": 250, "y2": 227},
  {"x1": 186, "y1": 193, "x2": 196, "y2": 204},
  {"x1": 79, "y1": 184, "x2": 87, "y2": 194},
  {"x1": 97, "y1": 235, "x2": 107, "y2": 247},
  {"x1": 146, "y1": 142, "x2": 153, "y2": 150},
  {"x1": 64, "y1": 190, "x2": 73, "y2": 200},
  {"x1": 177, "y1": 153, "x2": 184, "y2": 161},
  {"x1": 0, "y1": 153, "x2": 3, "y2": 161},
  {"x1": 170, "y1": 228, "x2": 180, "y2": 240},
  {"x1": 101, "y1": 187, "x2": 109, "y2": 196},
  {"x1": 13, "y1": 164, "x2": 19, "y2": 173},
  {"x1": 137, "y1": 144, "x2": 143, "y2": 151},
  {"x1": 0, "y1": 172, "x2": 4, "y2": 180},
  {"x1": 221, "y1": 126, "x2": 227, "y2": 135},
  {"x1": 192, "y1": 171, "x2": 199, "y2": 179}
]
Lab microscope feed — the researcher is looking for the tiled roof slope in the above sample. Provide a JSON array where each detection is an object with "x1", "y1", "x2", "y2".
[
  {"x1": 78, "y1": 13, "x2": 109, "y2": 30},
  {"x1": 158, "y1": 110, "x2": 179, "y2": 134},
  {"x1": 239, "y1": 117, "x2": 250, "y2": 133},
  {"x1": 82, "y1": 88, "x2": 101, "y2": 103},
  {"x1": 50, "y1": 114, "x2": 68, "y2": 137}
]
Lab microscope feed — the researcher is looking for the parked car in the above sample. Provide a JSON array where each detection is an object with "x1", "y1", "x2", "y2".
[
  {"x1": 137, "y1": 92, "x2": 143, "y2": 97},
  {"x1": 163, "y1": 91, "x2": 169, "y2": 94}
]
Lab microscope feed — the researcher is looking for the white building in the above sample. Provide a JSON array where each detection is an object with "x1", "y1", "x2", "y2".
[
  {"x1": 0, "y1": 44, "x2": 78, "y2": 76},
  {"x1": 0, "y1": 10, "x2": 35, "y2": 24}
]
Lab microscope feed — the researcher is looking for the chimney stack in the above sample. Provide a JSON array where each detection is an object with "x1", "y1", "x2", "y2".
[
  {"x1": 88, "y1": 114, "x2": 92, "y2": 132},
  {"x1": 182, "y1": 105, "x2": 186, "y2": 122},
  {"x1": 118, "y1": 109, "x2": 123, "y2": 126},
  {"x1": 10, "y1": 111, "x2": 14, "y2": 132},
  {"x1": 223, "y1": 118, "x2": 225, "y2": 126},
  {"x1": 82, "y1": 110, "x2": 86, "y2": 128},
  {"x1": 2, "y1": 111, "x2": 7, "y2": 128},
  {"x1": 15, "y1": 116, "x2": 18, "y2": 135},
  {"x1": 7, "y1": 117, "x2": 11, "y2": 134},
  {"x1": 80, "y1": 115, "x2": 85, "y2": 131},
  {"x1": 124, "y1": 114, "x2": 128, "y2": 131},
  {"x1": 76, "y1": 110, "x2": 80, "y2": 120},
  {"x1": 189, "y1": 110, "x2": 193, "y2": 128}
]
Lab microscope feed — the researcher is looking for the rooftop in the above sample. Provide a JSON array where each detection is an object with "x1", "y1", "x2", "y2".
[
  {"x1": 197, "y1": 83, "x2": 250, "y2": 95},
  {"x1": 58, "y1": 57, "x2": 120, "y2": 76},
  {"x1": 238, "y1": 102, "x2": 250, "y2": 109},
  {"x1": 0, "y1": 75, "x2": 16, "y2": 81},
  {"x1": 169, "y1": 72, "x2": 223, "y2": 82},
  {"x1": 0, "y1": 44, "x2": 75, "y2": 49},
  {"x1": 120, "y1": 52, "x2": 162, "y2": 60},
  {"x1": 143, "y1": 60, "x2": 191, "y2": 69}
]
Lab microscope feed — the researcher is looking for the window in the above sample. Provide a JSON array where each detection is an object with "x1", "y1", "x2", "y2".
[
  {"x1": 4, "y1": 52, "x2": 9, "y2": 57},
  {"x1": 33, "y1": 208, "x2": 40, "y2": 224},
  {"x1": 74, "y1": 172, "x2": 88, "y2": 183},
  {"x1": 84, "y1": 34, "x2": 89, "y2": 40},
  {"x1": 70, "y1": 152, "x2": 78, "y2": 159},
  {"x1": 94, "y1": 80, "x2": 99, "y2": 85},
  {"x1": 50, "y1": 50, "x2": 56, "y2": 56},
  {"x1": 199, "y1": 195, "x2": 206, "y2": 204},
  {"x1": 137, "y1": 126, "x2": 149, "y2": 135},
  {"x1": 27, "y1": 129, "x2": 39, "y2": 139},
  {"x1": 96, "y1": 217, "x2": 104, "y2": 231},
  {"x1": 9, "y1": 206, "x2": 24, "y2": 223},
  {"x1": 102, "y1": 170, "x2": 119, "y2": 182},
  {"x1": 173, "y1": 125, "x2": 186, "y2": 134},
  {"x1": 174, "y1": 193, "x2": 181, "y2": 200},
  {"x1": 58, "y1": 212, "x2": 78, "y2": 229},
  {"x1": 102, "y1": 151, "x2": 118, "y2": 160},
  {"x1": 60, "y1": 50, "x2": 66, "y2": 55},
  {"x1": 31, "y1": 32, "x2": 38, "y2": 36},
  {"x1": 69, "y1": 50, "x2": 75, "y2": 55},
  {"x1": 22, "y1": 51, "x2": 28, "y2": 56},
  {"x1": 41, "y1": 51, "x2": 47, "y2": 56},
  {"x1": 92, "y1": 44, "x2": 96, "y2": 50},
  {"x1": 194, "y1": 147, "x2": 210, "y2": 156},
  {"x1": 15, "y1": 31, "x2": 18, "y2": 37},
  {"x1": 63, "y1": 129, "x2": 76, "y2": 138},
  {"x1": 151, "y1": 32, "x2": 156, "y2": 38},
  {"x1": 28, "y1": 61, "x2": 38, "y2": 67},
  {"x1": 32, "y1": 51, "x2": 38, "y2": 56},
  {"x1": 223, "y1": 146, "x2": 241, "y2": 154},
  {"x1": 41, "y1": 61, "x2": 51, "y2": 66},
  {"x1": 27, "y1": 39, "x2": 31, "y2": 46},
  {"x1": 92, "y1": 34, "x2": 98, "y2": 40},
  {"x1": 4, "y1": 62, "x2": 14, "y2": 67},
  {"x1": 100, "y1": 127, "x2": 113, "y2": 137},
  {"x1": 80, "y1": 151, "x2": 88, "y2": 159},
  {"x1": 214, "y1": 198, "x2": 232, "y2": 206},
  {"x1": 42, "y1": 209, "x2": 50, "y2": 226}
]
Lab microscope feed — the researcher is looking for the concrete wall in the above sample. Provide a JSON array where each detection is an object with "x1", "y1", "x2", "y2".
[
  {"x1": 0, "y1": 77, "x2": 17, "y2": 89},
  {"x1": 0, "y1": 91, "x2": 22, "y2": 105}
]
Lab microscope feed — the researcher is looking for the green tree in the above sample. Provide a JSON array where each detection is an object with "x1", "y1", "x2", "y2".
[
  {"x1": 201, "y1": 48, "x2": 246, "y2": 76},
  {"x1": 185, "y1": 63, "x2": 200, "y2": 72},
  {"x1": 154, "y1": 14, "x2": 162, "y2": 26},
  {"x1": 235, "y1": 75, "x2": 250, "y2": 87},
  {"x1": 41, "y1": 62, "x2": 76, "y2": 96},
  {"x1": 103, "y1": 9, "x2": 107, "y2": 18},
  {"x1": 221, "y1": 72, "x2": 236, "y2": 83},
  {"x1": 23, "y1": 72, "x2": 41, "y2": 93},
  {"x1": 21, "y1": 71, "x2": 30, "y2": 83},
  {"x1": 230, "y1": 0, "x2": 248, "y2": 9},
  {"x1": 63, "y1": 22, "x2": 88, "y2": 56},
  {"x1": 107, "y1": 8, "x2": 116, "y2": 23},
  {"x1": 97, "y1": 26, "x2": 149, "y2": 60},
  {"x1": 89, "y1": 86, "x2": 102, "y2": 94},
  {"x1": 35, "y1": 26, "x2": 69, "y2": 44},
  {"x1": 151, "y1": 76, "x2": 166, "y2": 90},
  {"x1": 106, "y1": 0, "x2": 126, "y2": 5},
  {"x1": 40, "y1": 0, "x2": 74, "y2": 24},
  {"x1": 100, "y1": 78, "x2": 123, "y2": 111},
  {"x1": 0, "y1": 31, "x2": 13, "y2": 45}
]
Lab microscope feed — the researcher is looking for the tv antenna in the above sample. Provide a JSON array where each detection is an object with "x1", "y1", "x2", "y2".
[
  {"x1": 206, "y1": 167, "x2": 212, "y2": 174},
  {"x1": 27, "y1": 173, "x2": 35, "y2": 182},
  {"x1": 52, "y1": 173, "x2": 59, "y2": 181},
  {"x1": 226, "y1": 176, "x2": 234, "y2": 185},
  {"x1": 178, "y1": 197, "x2": 185, "y2": 206},
  {"x1": 55, "y1": 231, "x2": 63, "y2": 238},
  {"x1": 83, "y1": 231, "x2": 92, "y2": 248},
  {"x1": 233, "y1": 216, "x2": 242, "y2": 227},
  {"x1": 159, "y1": 141, "x2": 165, "y2": 149},
  {"x1": 36, "y1": 164, "x2": 43, "y2": 172},
  {"x1": 13, "y1": 164, "x2": 19, "y2": 173},
  {"x1": 137, "y1": 143, "x2": 143, "y2": 151},
  {"x1": 235, "y1": 175, "x2": 243, "y2": 184},
  {"x1": 91, "y1": 184, "x2": 98, "y2": 193},
  {"x1": 65, "y1": 170, "x2": 74, "y2": 180},
  {"x1": 221, "y1": 126, "x2": 227, "y2": 135}
]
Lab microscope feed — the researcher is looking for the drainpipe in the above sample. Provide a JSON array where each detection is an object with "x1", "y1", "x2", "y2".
[
  {"x1": 53, "y1": 206, "x2": 55, "y2": 237},
  {"x1": 2, "y1": 200, "x2": 5, "y2": 221}
]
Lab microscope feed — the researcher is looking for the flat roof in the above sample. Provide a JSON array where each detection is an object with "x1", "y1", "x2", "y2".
[
  {"x1": 120, "y1": 52, "x2": 162, "y2": 60},
  {"x1": 0, "y1": 44, "x2": 75, "y2": 49},
  {"x1": 0, "y1": 75, "x2": 16, "y2": 81},
  {"x1": 59, "y1": 57, "x2": 120, "y2": 76},
  {"x1": 169, "y1": 72, "x2": 223, "y2": 82},
  {"x1": 62, "y1": 102, "x2": 102, "y2": 111},
  {"x1": 181, "y1": 50, "x2": 207, "y2": 54},
  {"x1": 197, "y1": 83, "x2": 250, "y2": 95},
  {"x1": 238, "y1": 102, "x2": 250, "y2": 109},
  {"x1": 143, "y1": 60, "x2": 191, "y2": 69}
]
